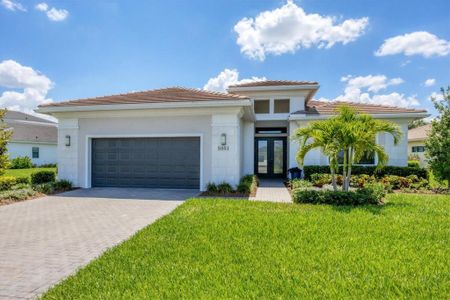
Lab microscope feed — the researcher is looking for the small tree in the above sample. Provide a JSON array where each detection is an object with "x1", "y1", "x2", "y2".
[
  {"x1": 0, "y1": 109, "x2": 12, "y2": 175},
  {"x1": 425, "y1": 87, "x2": 450, "y2": 188}
]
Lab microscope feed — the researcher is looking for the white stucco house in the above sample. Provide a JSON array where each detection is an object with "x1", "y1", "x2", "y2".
[
  {"x1": 408, "y1": 123, "x2": 431, "y2": 167},
  {"x1": 5, "y1": 111, "x2": 57, "y2": 166},
  {"x1": 37, "y1": 81, "x2": 428, "y2": 190}
]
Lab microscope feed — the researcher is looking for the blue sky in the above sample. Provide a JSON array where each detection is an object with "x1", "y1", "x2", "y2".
[{"x1": 0, "y1": 0, "x2": 449, "y2": 117}]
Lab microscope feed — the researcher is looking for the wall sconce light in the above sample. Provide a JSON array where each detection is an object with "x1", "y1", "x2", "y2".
[
  {"x1": 220, "y1": 133, "x2": 227, "y2": 146},
  {"x1": 65, "y1": 135, "x2": 71, "y2": 147}
]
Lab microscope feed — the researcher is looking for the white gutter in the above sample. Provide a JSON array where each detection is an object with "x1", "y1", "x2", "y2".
[
  {"x1": 289, "y1": 112, "x2": 430, "y2": 120},
  {"x1": 36, "y1": 99, "x2": 252, "y2": 114}
]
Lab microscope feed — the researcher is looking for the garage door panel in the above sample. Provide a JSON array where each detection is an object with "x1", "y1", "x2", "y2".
[{"x1": 92, "y1": 137, "x2": 200, "y2": 189}]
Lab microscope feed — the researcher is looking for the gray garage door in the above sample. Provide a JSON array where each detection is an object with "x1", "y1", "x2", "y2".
[{"x1": 92, "y1": 137, "x2": 200, "y2": 189}]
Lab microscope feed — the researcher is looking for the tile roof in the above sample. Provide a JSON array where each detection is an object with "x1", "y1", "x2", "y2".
[
  {"x1": 228, "y1": 80, "x2": 319, "y2": 88},
  {"x1": 39, "y1": 87, "x2": 249, "y2": 108},
  {"x1": 4, "y1": 110, "x2": 55, "y2": 124},
  {"x1": 293, "y1": 100, "x2": 427, "y2": 115},
  {"x1": 4, "y1": 111, "x2": 57, "y2": 143},
  {"x1": 408, "y1": 123, "x2": 432, "y2": 141}
]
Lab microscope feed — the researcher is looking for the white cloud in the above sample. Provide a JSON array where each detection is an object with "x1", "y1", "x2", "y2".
[
  {"x1": 324, "y1": 74, "x2": 419, "y2": 108},
  {"x1": 340, "y1": 74, "x2": 404, "y2": 93},
  {"x1": 35, "y1": 2, "x2": 68, "y2": 21},
  {"x1": 46, "y1": 7, "x2": 68, "y2": 21},
  {"x1": 0, "y1": 60, "x2": 55, "y2": 120},
  {"x1": 35, "y1": 2, "x2": 48, "y2": 11},
  {"x1": 203, "y1": 69, "x2": 266, "y2": 92},
  {"x1": 428, "y1": 91, "x2": 444, "y2": 101},
  {"x1": 1, "y1": 0, "x2": 26, "y2": 11},
  {"x1": 375, "y1": 31, "x2": 450, "y2": 58},
  {"x1": 234, "y1": 0, "x2": 369, "y2": 61},
  {"x1": 424, "y1": 78, "x2": 436, "y2": 87}
]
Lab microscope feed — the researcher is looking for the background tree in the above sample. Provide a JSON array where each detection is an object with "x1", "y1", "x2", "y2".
[
  {"x1": 408, "y1": 119, "x2": 428, "y2": 129},
  {"x1": 0, "y1": 109, "x2": 12, "y2": 175},
  {"x1": 425, "y1": 87, "x2": 450, "y2": 188}
]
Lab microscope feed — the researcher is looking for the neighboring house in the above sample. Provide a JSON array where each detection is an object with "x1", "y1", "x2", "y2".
[
  {"x1": 408, "y1": 123, "x2": 431, "y2": 167},
  {"x1": 37, "y1": 81, "x2": 429, "y2": 190},
  {"x1": 4, "y1": 111, "x2": 57, "y2": 165}
]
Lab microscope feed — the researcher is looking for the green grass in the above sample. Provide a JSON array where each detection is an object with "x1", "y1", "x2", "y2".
[
  {"x1": 3, "y1": 167, "x2": 56, "y2": 178},
  {"x1": 43, "y1": 194, "x2": 450, "y2": 299}
]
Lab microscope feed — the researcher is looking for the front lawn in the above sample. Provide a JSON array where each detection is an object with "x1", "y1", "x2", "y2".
[
  {"x1": 43, "y1": 194, "x2": 449, "y2": 299},
  {"x1": 4, "y1": 167, "x2": 56, "y2": 178}
]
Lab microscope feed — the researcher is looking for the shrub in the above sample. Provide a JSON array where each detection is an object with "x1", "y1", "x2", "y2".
[
  {"x1": 303, "y1": 165, "x2": 428, "y2": 179},
  {"x1": 357, "y1": 183, "x2": 387, "y2": 204},
  {"x1": 36, "y1": 163, "x2": 57, "y2": 168},
  {"x1": 10, "y1": 156, "x2": 33, "y2": 169},
  {"x1": 11, "y1": 183, "x2": 29, "y2": 190},
  {"x1": 290, "y1": 179, "x2": 313, "y2": 190},
  {"x1": 217, "y1": 182, "x2": 233, "y2": 194},
  {"x1": 237, "y1": 175, "x2": 258, "y2": 194},
  {"x1": 206, "y1": 182, "x2": 218, "y2": 193},
  {"x1": 408, "y1": 160, "x2": 420, "y2": 168},
  {"x1": 0, "y1": 187, "x2": 37, "y2": 201},
  {"x1": 0, "y1": 176, "x2": 17, "y2": 191},
  {"x1": 380, "y1": 175, "x2": 412, "y2": 190},
  {"x1": 350, "y1": 174, "x2": 376, "y2": 188},
  {"x1": 15, "y1": 176, "x2": 30, "y2": 184},
  {"x1": 310, "y1": 173, "x2": 332, "y2": 187},
  {"x1": 53, "y1": 180, "x2": 72, "y2": 192},
  {"x1": 292, "y1": 185, "x2": 385, "y2": 205},
  {"x1": 31, "y1": 170, "x2": 56, "y2": 185},
  {"x1": 33, "y1": 182, "x2": 54, "y2": 194}
]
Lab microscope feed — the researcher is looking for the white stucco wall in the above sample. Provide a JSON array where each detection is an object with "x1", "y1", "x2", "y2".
[
  {"x1": 242, "y1": 121, "x2": 254, "y2": 175},
  {"x1": 7, "y1": 142, "x2": 57, "y2": 165},
  {"x1": 54, "y1": 107, "x2": 248, "y2": 190},
  {"x1": 288, "y1": 118, "x2": 410, "y2": 169},
  {"x1": 378, "y1": 120, "x2": 409, "y2": 166},
  {"x1": 211, "y1": 113, "x2": 242, "y2": 187}
]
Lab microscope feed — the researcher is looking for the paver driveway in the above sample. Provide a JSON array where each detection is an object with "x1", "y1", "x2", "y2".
[{"x1": 0, "y1": 188, "x2": 198, "y2": 299}]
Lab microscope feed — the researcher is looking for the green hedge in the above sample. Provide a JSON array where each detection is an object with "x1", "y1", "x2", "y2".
[
  {"x1": 292, "y1": 183, "x2": 386, "y2": 205},
  {"x1": 31, "y1": 170, "x2": 56, "y2": 185},
  {"x1": 303, "y1": 165, "x2": 428, "y2": 180}
]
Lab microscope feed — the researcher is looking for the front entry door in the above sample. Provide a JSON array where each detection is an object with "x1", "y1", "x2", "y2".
[{"x1": 255, "y1": 137, "x2": 287, "y2": 178}]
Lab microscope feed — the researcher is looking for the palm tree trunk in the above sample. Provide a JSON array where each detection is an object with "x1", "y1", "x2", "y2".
[
  {"x1": 346, "y1": 148, "x2": 353, "y2": 191},
  {"x1": 342, "y1": 148, "x2": 347, "y2": 191},
  {"x1": 331, "y1": 165, "x2": 337, "y2": 191}
]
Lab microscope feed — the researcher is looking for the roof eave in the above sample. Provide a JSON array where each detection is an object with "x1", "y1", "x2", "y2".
[
  {"x1": 36, "y1": 99, "x2": 252, "y2": 114},
  {"x1": 289, "y1": 111, "x2": 430, "y2": 121}
]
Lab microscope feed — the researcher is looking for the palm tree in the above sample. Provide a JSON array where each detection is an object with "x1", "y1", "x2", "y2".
[
  {"x1": 293, "y1": 118, "x2": 343, "y2": 191},
  {"x1": 293, "y1": 105, "x2": 402, "y2": 192},
  {"x1": 336, "y1": 106, "x2": 401, "y2": 191}
]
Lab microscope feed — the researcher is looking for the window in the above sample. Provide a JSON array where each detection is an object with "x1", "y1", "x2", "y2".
[
  {"x1": 255, "y1": 127, "x2": 287, "y2": 134},
  {"x1": 274, "y1": 99, "x2": 290, "y2": 113},
  {"x1": 32, "y1": 147, "x2": 39, "y2": 159},
  {"x1": 338, "y1": 150, "x2": 375, "y2": 165},
  {"x1": 254, "y1": 100, "x2": 270, "y2": 114},
  {"x1": 412, "y1": 146, "x2": 425, "y2": 153}
]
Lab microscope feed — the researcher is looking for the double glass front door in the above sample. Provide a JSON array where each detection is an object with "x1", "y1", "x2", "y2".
[{"x1": 255, "y1": 137, "x2": 287, "y2": 178}]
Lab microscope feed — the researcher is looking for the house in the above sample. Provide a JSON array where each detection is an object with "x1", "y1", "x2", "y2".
[
  {"x1": 408, "y1": 123, "x2": 431, "y2": 167},
  {"x1": 4, "y1": 110, "x2": 57, "y2": 165},
  {"x1": 36, "y1": 81, "x2": 429, "y2": 190}
]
